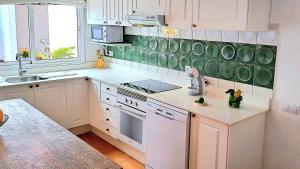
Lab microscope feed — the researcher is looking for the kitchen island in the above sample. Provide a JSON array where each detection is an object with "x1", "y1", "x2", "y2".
[{"x1": 0, "y1": 99, "x2": 120, "y2": 169}]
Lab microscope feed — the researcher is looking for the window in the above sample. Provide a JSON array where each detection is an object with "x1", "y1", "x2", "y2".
[{"x1": 0, "y1": 3, "x2": 84, "y2": 63}]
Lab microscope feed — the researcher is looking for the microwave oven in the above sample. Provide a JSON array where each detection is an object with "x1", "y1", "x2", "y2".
[{"x1": 91, "y1": 25, "x2": 123, "y2": 43}]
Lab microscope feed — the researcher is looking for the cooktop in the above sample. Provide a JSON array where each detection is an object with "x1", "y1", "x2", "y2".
[{"x1": 121, "y1": 79, "x2": 181, "y2": 94}]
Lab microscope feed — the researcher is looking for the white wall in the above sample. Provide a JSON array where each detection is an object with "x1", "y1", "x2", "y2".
[{"x1": 263, "y1": 0, "x2": 300, "y2": 168}]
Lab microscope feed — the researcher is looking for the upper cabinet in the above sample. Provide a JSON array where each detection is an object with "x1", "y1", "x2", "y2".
[
  {"x1": 133, "y1": 0, "x2": 165, "y2": 15},
  {"x1": 165, "y1": 0, "x2": 193, "y2": 29},
  {"x1": 87, "y1": 0, "x2": 107, "y2": 25},
  {"x1": 107, "y1": 0, "x2": 120, "y2": 25},
  {"x1": 192, "y1": 0, "x2": 271, "y2": 31}
]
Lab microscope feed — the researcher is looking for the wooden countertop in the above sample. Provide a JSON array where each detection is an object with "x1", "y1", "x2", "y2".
[{"x1": 0, "y1": 99, "x2": 121, "y2": 169}]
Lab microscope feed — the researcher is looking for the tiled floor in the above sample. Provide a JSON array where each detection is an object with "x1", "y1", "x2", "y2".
[{"x1": 78, "y1": 132, "x2": 145, "y2": 169}]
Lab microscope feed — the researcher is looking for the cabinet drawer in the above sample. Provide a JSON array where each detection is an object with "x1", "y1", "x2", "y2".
[
  {"x1": 100, "y1": 122, "x2": 118, "y2": 139},
  {"x1": 102, "y1": 113, "x2": 118, "y2": 128},
  {"x1": 101, "y1": 83, "x2": 117, "y2": 96},
  {"x1": 101, "y1": 92, "x2": 117, "y2": 106},
  {"x1": 101, "y1": 102, "x2": 119, "y2": 118}
]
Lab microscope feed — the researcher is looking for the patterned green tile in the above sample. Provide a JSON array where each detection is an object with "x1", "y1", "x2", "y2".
[
  {"x1": 235, "y1": 63, "x2": 253, "y2": 85},
  {"x1": 140, "y1": 48, "x2": 149, "y2": 64},
  {"x1": 168, "y1": 54, "x2": 179, "y2": 70},
  {"x1": 149, "y1": 37, "x2": 159, "y2": 51},
  {"x1": 124, "y1": 46, "x2": 132, "y2": 61},
  {"x1": 140, "y1": 36, "x2": 150, "y2": 48},
  {"x1": 169, "y1": 38, "x2": 180, "y2": 54},
  {"x1": 149, "y1": 52, "x2": 159, "y2": 65},
  {"x1": 255, "y1": 45, "x2": 276, "y2": 66},
  {"x1": 124, "y1": 35, "x2": 133, "y2": 44},
  {"x1": 220, "y1": 43, "x2": 236, "y2": 61},
  {"x1": 205, "y1": 42, "x2": 220, "y2": 59},
  {"x1": 158, "y1": 53, "x2": 168, "y2": 68},
  {"x1": 219, "y1": 61, "x2": 236, "y2": 80},
  {"x1": 237, "y1": 44, "x2": 256, "y2": 64},
  {"x1": 157, "y1": 38, "x2": 169, "y2": 52},
  {"x1": 192, "y1": 41, "x2": 205, "y2": 58},
  {"x1": 180, "y1": 39, "x2": 192, "y2": 55},
  {"x1": 131, "y1": 46, "x2": 141, "y2": 63},
  {"x1": 204, "y1": 59, "x2": 219, "y2": 78},
  {"x1": 192, "y1": 58, "x2": 205, "y2": 72},
  {"x1": 253, "y1": 66, "x2": 274, "y2": 89},
  {"x1": 179, "y1": 55, "x2": 191, "y2": 71},
  {"x1": 132, "y1": 36, "x2": 140, "y2": 46}
]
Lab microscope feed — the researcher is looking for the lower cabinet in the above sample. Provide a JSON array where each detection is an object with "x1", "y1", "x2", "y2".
[
  {"x1": 34, "y1": 81, "x2": 67, "y2": 128},
  {"x1": 88, "y1": 80, "x2": 104, "y2": 129},
  {"x1": 190, "y1": 113, "x2": 266, "y2": 169},
  {"x1": 0, "y1": 85, "x2": 35, "y2": 106},
  {"x1": 189, "y1": 116, "x2": 228, "y2": 169},
  {"x1": 66, "y1": 78, "x2": 89, "y2": 129}
]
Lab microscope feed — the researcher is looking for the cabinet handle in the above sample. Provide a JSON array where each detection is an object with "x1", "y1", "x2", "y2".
[
  {"x1": 106, "y1": 128, "x2": 109, "y2": 132},
  {"x1": 106, "y1": 98, "x2": 110, "y2": 101},
  {"x1": 165, "y1": 24, "x2": 169, "y2": 27},
  {"x1": 35, "y1": 84, "x2": 39, "y2": 87},
  {"x1": 106, "y1": 88, "x2": 110, "y2": 91},
  {"x1": 85, "y1": 78, "x2": 89, "y2": 81},
  {"x1": 192, "y1": 24, "x2": 197, "y2": 28},
  {"x1": 132, "y1": 11, "x2": 136, "y2": 13},
  {"x1": 119, "y1": 21, "x2": 122, "y2": 24},
  {"x1": 106, "y1": 108, "x2": 109, "y2": 111},
  {"x1": 29, "y1": 85, "x2": 33, "y2": 88},
  {"x1": 104, "y1": 21, "x2": 107, "y2": 24},
  {"x1": 106, "y1": 118, "x2": 110, "y2": 121},
  {"x1": 192, "y1": 113, "x2": 196, "y2": 118}
]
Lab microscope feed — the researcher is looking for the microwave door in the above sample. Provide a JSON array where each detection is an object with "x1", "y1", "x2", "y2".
[{"x1": 91, "y1": 26, "x2": 104, "y2": 42}]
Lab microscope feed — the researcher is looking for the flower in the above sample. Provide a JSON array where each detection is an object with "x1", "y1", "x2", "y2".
[{"x1": 19, "y1": 48, "x2": 30, "y2": 58}]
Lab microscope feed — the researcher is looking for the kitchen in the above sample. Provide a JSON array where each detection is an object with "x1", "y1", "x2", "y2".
[{"x1": 0, "y1": 0, "x2": 298, "y2": 169}]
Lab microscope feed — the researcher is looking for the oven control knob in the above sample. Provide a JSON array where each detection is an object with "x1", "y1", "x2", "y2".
[
  {"x1": 130, "y1": 100, "x2": 133, "y2": 104},
  {"x1": 135, "y1": 102, "x2": 138, "y2": 106},
  {"x1": 125, "y1": 98, "x2": 128, "y2": 103}
]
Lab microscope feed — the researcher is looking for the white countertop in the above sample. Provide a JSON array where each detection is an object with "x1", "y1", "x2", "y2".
[{"x1": 0, "y1": 67, "x2": 270, "y2": 125}]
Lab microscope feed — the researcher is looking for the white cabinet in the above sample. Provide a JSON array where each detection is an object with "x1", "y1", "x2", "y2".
[
  {"x1": 66, "y1": 78, "x2": 89, "y2": 129},
  {"x1": 189, "y1": 113, "x2": 266, "y2": 169},
  {"x1": 88, "y1": 80, "x2": 104, "y2": 130},
  {"x1": 165, "y1": 0, "x2": 193, "y2": 29},
  {"x1": 87, "y1": 0, "x2": 107, "y2": 25},
  {"x1": 120, "y1": 0, "x2": 133, "y2": 26},
  {"x1": 192, "y1": 0, "x2": 271, "y2": 31},
  {"x1": 0, "y1": 85, "x2": 35, "y2": 106},
  {"x1": 133, "y1": 0, "x2": 165, "y2": 15},
  {"x1": 107, "y1": 0, "x2": 120, "y2": 25},
  {"x1": 189, "y1": 116, "x2": 228, "y2": 169},
  {"x1": 34, "y1": 81, "x2": 67, "y2": 128}
]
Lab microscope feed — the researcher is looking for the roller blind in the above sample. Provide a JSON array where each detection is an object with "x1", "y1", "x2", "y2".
[{"x1": 0, "y1": 0, "x2": 86, "y2": 6}]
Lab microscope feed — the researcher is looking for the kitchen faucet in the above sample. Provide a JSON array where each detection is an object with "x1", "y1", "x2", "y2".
[{"x1": 16, "y1": 53, "x2": 27, "y2": 76}]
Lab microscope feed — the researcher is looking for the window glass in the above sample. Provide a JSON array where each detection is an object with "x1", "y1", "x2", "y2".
[
  {"x1": 0, "y1": 4, "x2": 29, "y2": 62},
  {"x1": 33, "y1": 5, "x2": 78, "y2": 60}
]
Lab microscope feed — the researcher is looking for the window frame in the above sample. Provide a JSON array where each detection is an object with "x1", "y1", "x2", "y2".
[{"x1": 0, "y1": 3, "x2": 86, "y2": 69}]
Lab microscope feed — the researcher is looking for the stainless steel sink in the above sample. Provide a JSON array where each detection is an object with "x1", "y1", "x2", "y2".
[{"x1": 5, "y1": 75, "x2": 48, "y2": 83}]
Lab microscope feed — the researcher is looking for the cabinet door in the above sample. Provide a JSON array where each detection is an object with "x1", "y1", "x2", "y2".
[
  {"x1": 120, "y1": 0, "x2": 133, "y2": 26},
  {"x1": 34, "y1": 81, "x2": 67, "y2": 128},
  {"x1": 66, "y1": 78, "x2": 89, "y2": 129},
  {"x1": 88, "y1": 80, "x2": 104, "y2": 130},
  {"x1": 133, "y1": 0, "x2": 165, "y2": 15},
  {"x1": 189, "y1": 115, "x2": 228, "y2": 169},
  {"x1": 0, "y1": 85, "x2": 34, "y2": 106},
  {"x1": 192, "y1": 0, "x2": 248, "y2": 30},
  {"x1": 87, "y1": 0, "x2": 107, "y2": 25},
  {"x1": 165, "y1": 0, "x2": 192, "y2": 29},
  {"x1": 107, "y1": 0, "x2": 120, "y2": 25}
]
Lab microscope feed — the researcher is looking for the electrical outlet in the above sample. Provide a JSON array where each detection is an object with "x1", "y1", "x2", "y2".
[
  {"x1": 185, "y1": 66, "x2": 192, "y2": 73},
  {"x1": 107, "y1": 51, "x2": 113, "y2": 57},
  {"x1": 282, "y1": 104, "x2": 300, "y2": 115}
]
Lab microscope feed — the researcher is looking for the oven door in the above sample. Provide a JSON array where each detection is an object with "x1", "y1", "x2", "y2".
[
  {"x1": 118, "y1": 105, "x2": 146, "y2": 152},
  {"x1": 91, "y1": 25, "x2": 106, "y2": 43}
]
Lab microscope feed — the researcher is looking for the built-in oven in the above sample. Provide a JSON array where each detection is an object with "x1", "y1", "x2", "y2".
[{"x1": 116, "y1": 87, "x2": 147, "y2": 152}]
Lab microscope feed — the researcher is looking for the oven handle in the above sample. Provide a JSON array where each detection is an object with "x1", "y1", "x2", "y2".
[{"x1": 117, "y1": 105, "x2": 146, "y2": 119}]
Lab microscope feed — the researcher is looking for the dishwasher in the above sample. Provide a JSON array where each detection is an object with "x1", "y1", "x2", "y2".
[{"x1": 145, "y1": 98, "x2": 190, "y2": 169}]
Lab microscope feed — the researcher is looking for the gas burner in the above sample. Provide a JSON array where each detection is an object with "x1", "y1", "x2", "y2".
[{"x1": 120, "y1": 79, "x2": 181, "y2": 94}]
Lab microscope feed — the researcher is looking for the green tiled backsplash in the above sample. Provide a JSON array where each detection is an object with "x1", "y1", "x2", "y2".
[{"x1": 106, "y1": 35, "x2": 277, "y2": 89}]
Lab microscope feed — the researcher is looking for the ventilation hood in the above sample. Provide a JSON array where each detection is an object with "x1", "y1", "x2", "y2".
[{"x1": 126, "y1": 15, "x2": 165, "y2": 27}]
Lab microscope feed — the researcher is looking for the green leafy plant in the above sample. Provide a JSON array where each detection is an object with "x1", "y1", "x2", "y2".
[{"x1": 51, "y1": 46, "x2": 76, "y2": 59}]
